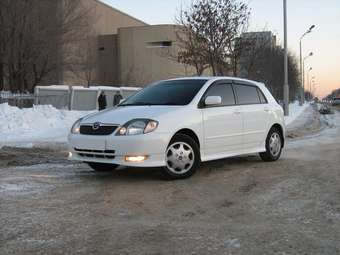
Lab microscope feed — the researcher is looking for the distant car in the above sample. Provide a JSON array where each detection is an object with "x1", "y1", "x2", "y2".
[
  {"x1": 333, "y1": 98, "x2": 340, "y2": 106},
  {"x1": 319, "y1": 105, "x2": 331, "y2": 115},
  {"x1": 68, "y1": 77, "x2": 285, "y2": 179}
]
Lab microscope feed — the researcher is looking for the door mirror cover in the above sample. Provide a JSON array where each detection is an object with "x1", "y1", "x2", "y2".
[{"x1": 205, "y1": 96, "x2": 222, "y2": 106}]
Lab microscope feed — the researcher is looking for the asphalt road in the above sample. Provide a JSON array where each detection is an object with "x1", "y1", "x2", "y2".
[{"x1": 1, "y1": 107, "x2": 340, "y2": 255}]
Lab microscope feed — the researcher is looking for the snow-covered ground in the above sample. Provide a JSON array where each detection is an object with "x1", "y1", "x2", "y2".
[
  {"x1": 0, "y1": 103, "x2": 91, "y2": 148},
  {"x1": 287, "y1": 111, "x2": 340, "y2": 148}
]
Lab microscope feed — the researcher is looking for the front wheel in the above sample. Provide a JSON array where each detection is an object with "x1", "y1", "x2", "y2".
[
  {"x1": 162, "y1": 134, "x2": 200, "y2": 179},
  {"x1": 259, "y1": 127, "x2": 283, "y2": 162},
  {"x1": 86, "y1": 162, "x2": 119, "y2": 172}
]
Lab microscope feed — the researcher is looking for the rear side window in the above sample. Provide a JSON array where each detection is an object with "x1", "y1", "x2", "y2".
[
  {"x1": 234, "y1": 84, "x2": 261, "y2": 105},
  {"x1": 257, "y1": 88, "x2": 268, "y2": 103},
  {"x1": 204, "y1": 83, "x2": 236, "y2": 106}
]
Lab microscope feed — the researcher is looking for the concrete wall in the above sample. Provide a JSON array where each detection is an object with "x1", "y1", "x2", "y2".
[
  {"x1": 35, "y1": 85, "x2": 141, "y2": 110},
  {"x1": 35, "y1": 86, "x2": 71, "y2": 109},
  {"x1": 97, "y1": 35, "x2": 119, "y2": 85},
  {"x1": 62, "y1": 0, "x2": 146, "y2": 86},
  {"x1": 89, "y1": 0, "x2": 147, "y2": 35},
  {"x1": 118, "y1": 25, "x2": 193, "y2": 86}
]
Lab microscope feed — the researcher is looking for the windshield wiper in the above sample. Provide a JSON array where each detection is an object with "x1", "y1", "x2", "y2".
[
  {"x1": 118, "y1": 102, "x2": 181, "y2": 107},
  {"x1": 118, "y1": 102, "x2": 158, "y2": 107}
]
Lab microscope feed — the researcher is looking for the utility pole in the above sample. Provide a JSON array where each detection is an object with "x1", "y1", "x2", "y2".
[
  {"x1": 283, "y1": 0, "x2": 289, "y2": 116},
  {"x1": 299, "y1": 40, "x2": 303, "y2": 105}
]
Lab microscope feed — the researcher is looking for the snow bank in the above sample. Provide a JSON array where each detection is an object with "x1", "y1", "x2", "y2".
[
  {"x1": 0, "y1": 103, "x2": 92, "y2": 148},
  {"x1": 284, "y1": 102, "x2": 309, "y2": 126}
]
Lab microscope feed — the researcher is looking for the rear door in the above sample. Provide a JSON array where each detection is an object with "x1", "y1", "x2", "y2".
[
  {"x1": 233, "y1": 83, "x2": 269, "y2": 150},
  {"x1": 201, "y1": 81, "x2": 243, "y2": 158}
]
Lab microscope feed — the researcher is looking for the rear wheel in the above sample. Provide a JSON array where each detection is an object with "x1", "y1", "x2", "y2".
[
  {"x1": 86, "y1": 162, "x2": 119, "y2": 172},
  {"x1": 163, "y1": 134, "x2": 200, "y2": 179},
  {"x1": 259, "y1": 127, "x2": 283, "y2": 162}
]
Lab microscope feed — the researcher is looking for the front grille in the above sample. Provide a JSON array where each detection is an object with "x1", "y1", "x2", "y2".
[
  {"x1": 80, "y1": 124, "x2": 118, "y2": 135},
  {"x1": 75, "y1": 148, "x2": 115, "y2": 159}
]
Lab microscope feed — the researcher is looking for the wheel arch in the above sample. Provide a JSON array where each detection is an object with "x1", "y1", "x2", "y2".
[{"x1": 171, "y1": 128, "x2": 201, "y2": 149}]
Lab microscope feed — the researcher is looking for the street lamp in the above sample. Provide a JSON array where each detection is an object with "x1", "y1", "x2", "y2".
[
  {"x1": 283, "y1": 0, "x2": 289, "y2": 116},
  {"x1": 310, "y1": 76, "x2": 315, "y2": 95},
  {"x1": 303, "y1": 52, "x2": 313, "y2": 100},
  {"x1": 312, "y1": 83, "x2": 317, "y2": 96},
  {"x1": 299, "y1": 25, "x2": 315, "y2": 105},
  {"x1": 307, "y1": 68, "x2": 313, "y2": 101}
]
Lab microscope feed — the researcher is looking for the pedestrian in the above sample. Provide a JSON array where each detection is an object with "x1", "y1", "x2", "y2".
[
  {"x1": 98, "y1": 91, "x2": 107, "y2": 111},
  {"x1": 113, "y1": 91, "x2": 123, "y2": 106}
]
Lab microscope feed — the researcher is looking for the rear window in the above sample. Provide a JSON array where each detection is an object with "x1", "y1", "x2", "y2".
[
  {"x1": 234, "y1": 84, "x2": 261, "y2": 105},
  {"x1": 257, "y1": 88, "x2": 268, "y2": 103}
]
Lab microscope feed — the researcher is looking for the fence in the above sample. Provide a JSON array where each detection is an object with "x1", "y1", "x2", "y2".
[
  {"x1": 0, "y1": 85, "x2": 142, "y2": 110},
  {"x1": 0, "y1": 91, "x2": 35, "y2": 108}
]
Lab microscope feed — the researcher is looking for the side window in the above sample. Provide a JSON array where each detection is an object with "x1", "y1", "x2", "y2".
[
  {"x1": 204, "y1": 83, "x2": 236, "y2": 106},
  {"x1": 257, "y1": 88, "x2": 268, "y2": 104},
  {"x1": 234, "y1": 84, "x2": 261, "y2": 105}
]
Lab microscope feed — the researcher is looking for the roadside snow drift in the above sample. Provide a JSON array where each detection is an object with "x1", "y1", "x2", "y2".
[
  {"x1": 0, "y1": 103, "x2": 91, "y2": 148},
  {"x1": 284, "y1": 102, "x2": 309, "y2": 126}
]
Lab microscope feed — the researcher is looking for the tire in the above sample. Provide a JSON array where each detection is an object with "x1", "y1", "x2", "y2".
[
  {"x1": 163, "y1": 134, "x2": 200, "y2": 179},
  {"x1": 86, "y1": 162, "x2": 119, "y2": 172},
  {"x1": 259, "y1": 127, "x2": 283, "y2": 162}
]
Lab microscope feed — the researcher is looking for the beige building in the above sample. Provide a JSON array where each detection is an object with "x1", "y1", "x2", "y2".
[
  {"x1": 97, "y1": 25, "x2": 192, "y2": 86},
  {"x1": 61, "y1": 1, "x2": 193, "y2": 87},
  {"x1": 61, "y1": 0, "x2": 146, "y2": 85}
]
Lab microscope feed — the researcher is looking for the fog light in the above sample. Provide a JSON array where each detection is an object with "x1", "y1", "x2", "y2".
[{"x1": 124, "y1": 155, "x2": 148, "y2": 162}]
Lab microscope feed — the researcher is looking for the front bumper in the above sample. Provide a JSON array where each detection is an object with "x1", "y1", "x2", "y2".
[{"x1": 68, "y1": 132, "x2": 171, "y2": 167}]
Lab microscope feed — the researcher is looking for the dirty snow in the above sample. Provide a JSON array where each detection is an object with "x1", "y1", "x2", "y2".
[
  {"x1": 287, "y1": 111, "x2": 340, "y2": 148},
  {"x1": 0, "y1": 103, "x2": 92, "y2": 148},
  {"x1": 284, "y1": 101, "x2": 310, "y2": 125}
]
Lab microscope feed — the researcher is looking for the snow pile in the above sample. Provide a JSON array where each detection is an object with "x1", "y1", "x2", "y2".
[
  {"x1": 0, "y1": 103, "x2": 91, "y2": 148},
  {"x1": 284, "y1": 102, "x2": 309, "y2": 126}
]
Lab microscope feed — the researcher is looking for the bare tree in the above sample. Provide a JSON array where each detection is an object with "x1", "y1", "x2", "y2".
[
  {"x1": 177, "y1": 0, "x2": 250, "y2": 76},
  {"x1": 69, "y1": 34, "x2": 98, "y2": 87},
  {"x1": 243, "y1": 45, "x2": 300, "y2": 102},
  {"x1": 0, "y1": 0, "x2": 94, "y2": 92},
  {"x1": 176, "y1": 16, "x2": 209, "y2": 75},
  {"x1": 233, "y1": 32, "x2": 276, "y2": 77}
]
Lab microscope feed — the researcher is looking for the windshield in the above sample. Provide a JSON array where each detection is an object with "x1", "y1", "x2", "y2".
[{"x1": 119, "y1": 79, "x2": 207, "y2": 106}]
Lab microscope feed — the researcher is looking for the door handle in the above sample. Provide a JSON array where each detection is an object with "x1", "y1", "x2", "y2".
[
  {"x1": 264, "y1": 107, "x2": 270, "y2": 112},
  {"x1": 234, "y1": 110, "x2": 241, "y2": 115}
]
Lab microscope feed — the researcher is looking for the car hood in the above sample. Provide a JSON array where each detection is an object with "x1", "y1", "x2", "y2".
[{"x1": 81, "y1": 106, "x2": 182, "y2": 125}]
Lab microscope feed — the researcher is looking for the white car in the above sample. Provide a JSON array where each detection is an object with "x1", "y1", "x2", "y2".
[{"x1": 68, "y1": 77, "x2": 285, "y2": 179}]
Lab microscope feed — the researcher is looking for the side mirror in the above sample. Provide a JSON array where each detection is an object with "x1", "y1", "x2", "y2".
[
  {"x1": 119, "y1": 98, "x2": 126, "y2": 103},
  {"x1": 205, "y1": 96, "x2": 222, "y2": 106}
]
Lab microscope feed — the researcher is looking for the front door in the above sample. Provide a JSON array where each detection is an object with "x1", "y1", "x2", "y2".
[{"x1": 201, "y1": 82, "x2": 243, "y2": 159}]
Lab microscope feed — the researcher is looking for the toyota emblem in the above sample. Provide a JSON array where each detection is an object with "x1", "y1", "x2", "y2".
[{"x1": 92, "y1": 122, "x2": 101, "y2": 130}]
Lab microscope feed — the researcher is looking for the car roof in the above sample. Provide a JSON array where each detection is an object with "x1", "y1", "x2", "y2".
[{"x1": 166, "y1": 76, "x2": 264, "y2": 87}]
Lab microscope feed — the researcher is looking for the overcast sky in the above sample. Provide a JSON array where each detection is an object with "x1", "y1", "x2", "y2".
[{"x1": 102, "y1": 0, "x2": 340, "y2": 97}]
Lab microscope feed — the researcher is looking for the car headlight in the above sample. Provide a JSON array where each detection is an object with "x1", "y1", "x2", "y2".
[
  {"x1": 71, "y1": 118, "x2": 83, "y2": 134},
  {"x1": 116, "y1": 119, "x2": 158, "y2": 136}
]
